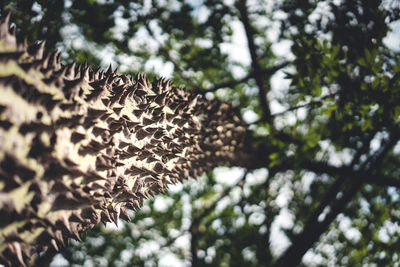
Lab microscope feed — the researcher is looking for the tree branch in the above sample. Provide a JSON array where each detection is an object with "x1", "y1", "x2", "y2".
[
  {"x1": 144, "y1": 24, "x2": 194, "y2": 82},
  {"x1": 270, "y1": 93, "x2": 337, "y2": 117},
  {"x1": 301, "y1": 161, "x2": 400, "y2": 189},
  {"x1": 189, "y1": 171, "x2": 248, "y2": 266},
  {"x1": 272, "y1": 173, "x2": 362, "y2": 267},
  {"x1": 272, "y1": 124, "x2": 400, "y2": 266},
  {"x1": 261, "y1": 175, "x2": 275, "y2": 265},
  {"x1": 237, "y1": 0, "x2": 272, "y2": 123},
  {"x1": 195, "y1": 60, "x2": 290, "y2": 95},
  {"x1": 194, "y1": 72, "x2": 252, "y2": 95},
  {"x1": 190, "y1": 171, "x2": 248, "y2": 232}
]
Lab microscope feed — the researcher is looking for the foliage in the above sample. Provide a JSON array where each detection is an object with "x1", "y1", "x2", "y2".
[{"x1": 2, "y1": 0, "x2": 400, "y2": 266}]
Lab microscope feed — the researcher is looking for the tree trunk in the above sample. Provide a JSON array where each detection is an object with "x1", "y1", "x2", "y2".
[{"x1": 0, "y1": 14, "x2": 247, "y2": 266}]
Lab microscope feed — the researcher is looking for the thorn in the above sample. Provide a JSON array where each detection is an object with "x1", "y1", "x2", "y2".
[
  {"x1": 69, "y1": 212, "x2": 85, "y2": 223},
  {"x1": 56, "y1": 213, "x2": 72, "y2": 234},
  {"x1": 3, "y1": 12, "x2": 11, "y2": 28},
  {"x1": 100, "y1": 209, "x2": 112, "y2": 225},
  {"x1": 106, "y1": 63, "x2": 113, "y2": 76},
  {"x1": 48, "y1": 51, "x2": 60, "y2": 70},
  {"x1": 133, "y1": 109, "x2": 145, "y2": 118},
  {"x1": 70, "y1": 224, "x2": 82, "y2": 242},
  {"x1": 108, "y1": 205, "x2": 120, "y2": 227},
  {"x1": 50, "y1": 239, "x2": 59, "y2": 251},
  {"x1": 8, "y1": 242, "x2": 26, "y2": 267},
  {"x1": 119, "y1": 206, "x2": 130, "y2": 222}
]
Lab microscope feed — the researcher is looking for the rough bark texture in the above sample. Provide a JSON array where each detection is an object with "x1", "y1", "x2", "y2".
[{"x1": 0, "y1": 15, "x2": 246, "y2": 266}]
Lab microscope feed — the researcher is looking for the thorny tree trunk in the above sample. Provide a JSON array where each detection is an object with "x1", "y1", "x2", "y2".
[
  {"x1": 0, "y1": 15, "x2": 248, "y2": 266},
  {"x1": 2, "y1": 9, "x2": 395, "y2": 267}
]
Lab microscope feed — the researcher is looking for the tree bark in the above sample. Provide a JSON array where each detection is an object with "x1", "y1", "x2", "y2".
[{"x1": 0, "y1": 15, "x2": 247, "y2": 266}]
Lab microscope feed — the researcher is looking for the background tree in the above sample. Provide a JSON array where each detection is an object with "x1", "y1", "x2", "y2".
[{"x1": 2, "y1": 0, "x2": 400, "y2": 266}]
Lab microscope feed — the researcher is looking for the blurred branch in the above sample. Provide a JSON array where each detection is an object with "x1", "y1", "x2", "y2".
[
  {"x1": 272, "y1": 124, "x2": 400, "y2": 267},
  {"x1": 261, "y1": 174, "x2": 275, "y2": 265},
  {"x1": 145, "y1": 14, "x2": 290, "y2": 101},
  {"x1": 273, "y1": 173, "x2": 362, "y2": 267},
  {"x1": 300, "y1": 160, "x2": 400, "y2": 188},
  {"x1": 189, "y1": 170, "x2": 248, "y2": 266},
  {"x1": 270, "y1": 92, "x2": 338, "y2": 117},
  {"x1": 369, "y1": 173, "x2": 400, "y2": 188},
  {"x1": 237, "y1": 0, "x2": 273, "y2": 124},
  {"x1": 194, "y1": 72, "x2": 252, "y2": 95},
  {"x1": 237, "y1": 126, "x2": 400, "y2": 267},
  {"x1": 189, "y1": 170, "x2": 248, "y2": 232},
  {"x1": 144, "y1": 24, "x2": 193, "y2": 82},
  {"x1": 195, "y1": 60, "x2": 290, "y2": 95},
  {"x1": 264, "y1": 60, "x2": 290, "y2": 75}
]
